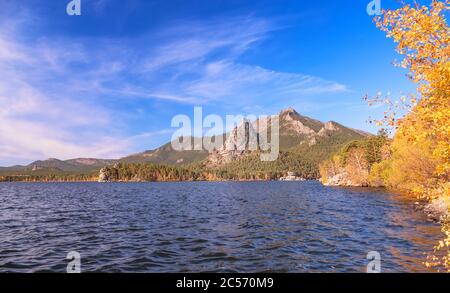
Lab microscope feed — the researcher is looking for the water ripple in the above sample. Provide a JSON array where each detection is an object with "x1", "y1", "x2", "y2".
[{"x1": 0, "y1": 181, "x2": 442, "y2": 272}]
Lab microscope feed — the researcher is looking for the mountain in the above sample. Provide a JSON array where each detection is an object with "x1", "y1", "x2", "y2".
[
  {"x1": 204, "y1": 108, "x2": 369, "y2": 168},
  {"x1": 0, "y1": 107, "x2": 372, "y2": 179},
  {"x1": 28, "y1": 158, "x2": 118, "y2": 172},
  {"x1": 1, "y1": 158, "x2": 117, "y2": 173},
  {"x1": 120, "y1": 138, "x2": 211, "y2": 165},
  {"x1": 123, "y1": 108, "x2": 370, "y2": 169}
]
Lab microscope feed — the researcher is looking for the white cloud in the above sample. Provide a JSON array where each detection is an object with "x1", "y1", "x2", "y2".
[
  {"x1": 0, "y1": 17, "x2": 129, "y2": 165},
  {"x1": 185, "y1": 62, "x2": 347, "y2": 102}
]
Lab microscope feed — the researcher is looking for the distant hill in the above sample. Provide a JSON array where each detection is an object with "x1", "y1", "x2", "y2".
[
  {"x1": 0, "y1": 158, "x2": 117, "y2": 173},
  {"x1": 120, "y1": 140, "x2": 211, "y2": 165}
]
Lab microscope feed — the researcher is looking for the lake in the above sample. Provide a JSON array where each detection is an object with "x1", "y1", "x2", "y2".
[{"x1": 0, "y1": 181, "x2": 442, "y2": 272}]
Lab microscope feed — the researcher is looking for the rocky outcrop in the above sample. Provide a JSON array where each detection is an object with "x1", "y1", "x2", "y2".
[
  {"x1": 318, "y1": 121, "x2": 340, "y2": 137},
  {"x1": 423, "y1": 198, "x2": 450, "y2": 222},
  {"x1": 279, "y1": 172, "x2": 306, "y2": 181},
  {"x1": 279, "y1": 107, "x2": 322, "y2": 137},
  {"x1": 98, "y1": 164, "x2": 120, "y2": 182},
  {"x1": 206, "y1": 119, "x2": 259, "y2": 166},
  {"x1": 98, "y1": 167, "x2": 111, "y2": 182},
  {"x1": 321, "y1": 173, "x2": 349, "y2": 186},
  {"x1": 31, "y1": 165, "x2": 44, "y2": 171},
  {"x1": 223, "y1": 119, "x2": 259, "y2": 152},
  {"x1": 282, "y1": 111, "x2": 316, "y2": 136},
  {"x1": 321, "y1": 172, "x2": 369, "y2": 187}
]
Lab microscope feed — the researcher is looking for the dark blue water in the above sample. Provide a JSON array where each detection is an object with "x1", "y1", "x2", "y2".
[{"x1": 0, "y1": 181, "x2": 442, "y2": 272}]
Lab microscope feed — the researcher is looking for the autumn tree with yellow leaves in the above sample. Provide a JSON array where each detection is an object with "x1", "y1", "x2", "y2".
[{"x1": 369, "y1": 0, "x2": 450, "y2": 270}]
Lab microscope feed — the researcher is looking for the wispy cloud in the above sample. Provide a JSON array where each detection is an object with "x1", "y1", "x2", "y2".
[
  {"x1": 139, "y1": 16, "x2": 271, "y2": 71},
  {"x1": 0, "y1": 12, "x2": 130, "y2": 164},
  {"x1": 132, "y1": 16, "x2": 347, "y2": 106},
  {"x1": 183, "y1": 61, "x2": 347, "y2": 103}
]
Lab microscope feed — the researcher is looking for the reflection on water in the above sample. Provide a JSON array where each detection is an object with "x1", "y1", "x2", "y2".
[{"x1": 0, "y1": 181, "x2": 442, "y2": 272}]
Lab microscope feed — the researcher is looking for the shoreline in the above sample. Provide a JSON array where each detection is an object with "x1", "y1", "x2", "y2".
[
  {"x1": 0, "y1": 178, "x2": 318, "y2": 183},
  {"x1": 323, "y1": 179, "x2": 449, "y2": 223}
]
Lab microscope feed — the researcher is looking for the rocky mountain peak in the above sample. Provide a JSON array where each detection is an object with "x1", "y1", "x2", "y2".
[
  {"x1": 206, "y1": 118, "x2": 260, "y2": 166},
  {"x1": 223, "y1": 119, "x2": 259, "y2": 152},
  {"x1": 280, "y1": 107, "x2": 297, "y2": 115},
  {"x1": 278, "y1": 107, "x2": 319, "y2": 136},
  {"x1": 202, "y1": 108, "x2": 371, "y2": 167}
]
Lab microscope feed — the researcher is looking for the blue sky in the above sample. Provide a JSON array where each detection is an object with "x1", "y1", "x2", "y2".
[{"x1": 0, "y1": 0, "x2": 417, "y2": 166}]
